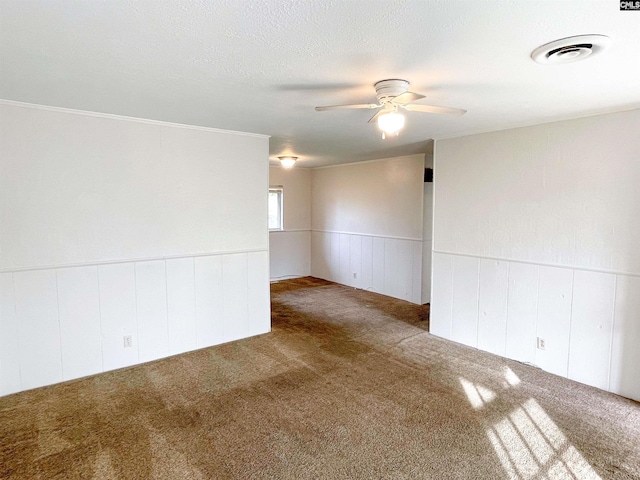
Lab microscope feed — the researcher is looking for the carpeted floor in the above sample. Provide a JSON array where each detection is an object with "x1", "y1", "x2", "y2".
[{"x1": 1, "y1": 277, "x2": 638, "y2": 479}]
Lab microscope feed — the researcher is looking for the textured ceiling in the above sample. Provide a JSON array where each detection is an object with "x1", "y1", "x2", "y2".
[{"x1": 1, "y1": 0, "x2": 639, "y2": 167}]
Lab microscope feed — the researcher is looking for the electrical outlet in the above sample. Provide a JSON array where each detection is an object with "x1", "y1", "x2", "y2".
[
  {"x1": 123, "y1": 335, "x2": 132, "y2": 348},
  {"x1": 536, "y1": 337, "x2": 546, "y2": 350}
]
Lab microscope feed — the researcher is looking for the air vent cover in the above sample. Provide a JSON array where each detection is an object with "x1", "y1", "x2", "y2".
[{"x1": 531, "y1": 35, "x2": 611, "y2": 64}]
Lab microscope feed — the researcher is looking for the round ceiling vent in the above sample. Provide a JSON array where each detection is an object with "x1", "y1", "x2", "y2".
[{"x1": 531, "y1": 34, "x2": 611, "y2": 65}]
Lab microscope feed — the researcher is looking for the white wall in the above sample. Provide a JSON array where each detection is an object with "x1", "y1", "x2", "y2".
[
  {"x1": 0, "y1": 101, "x2": 271, "y2": 396},
  {"x1": 269, "y1": 166, "x2": 311, "y2": 280},
  {"x1": 422, "y1": 151, "x2": 433, "y2": 304},
  {"x1": 431, "y1": 109, "x2": 640, "y2": 401},
  {"x1": 311, "y1": 154, "x2": 425, "y2": 303}
]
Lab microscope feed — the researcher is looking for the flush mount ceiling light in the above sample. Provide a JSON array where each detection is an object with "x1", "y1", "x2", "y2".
[
  {"x1": 278, "y1": 156, "x2": 297, "y2": 168},
  {"x1": 531, "y1": 34, "x2": 611, "y2": 65}
]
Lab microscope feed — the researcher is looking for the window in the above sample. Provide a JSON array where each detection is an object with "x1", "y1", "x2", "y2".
[{"x1": 268, "y1": 186, "x2": 283, "y2": 230}]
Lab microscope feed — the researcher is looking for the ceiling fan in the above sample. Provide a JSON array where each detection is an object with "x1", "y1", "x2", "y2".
[{"x1": 315, "y1": 79, "x2": 466, "y2": 138}]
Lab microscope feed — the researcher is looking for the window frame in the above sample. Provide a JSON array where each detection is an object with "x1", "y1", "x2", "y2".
[{"x1": 268, "y1": 186, "x2": 284, "y2": 231}]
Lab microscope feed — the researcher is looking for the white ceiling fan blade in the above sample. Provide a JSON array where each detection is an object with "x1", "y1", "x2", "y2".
[
  {"x1": 404, "y1": 104, "x2": 467, "y2": 116},
  {"x1": 392, "y1": 92, "x2": 425, "y2": 105},
  {"x1": 368, "y1": 108, "x2": 391, "y2": 124},
  {"x1": 315, "y1": 103, "x2": 380, "y2": 111}
]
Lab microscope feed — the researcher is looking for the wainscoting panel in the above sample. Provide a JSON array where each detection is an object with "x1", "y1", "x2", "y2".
[
  {"x1": 330, "y1": 233, "x2": 341, "y2": 283},
  {"x1": 431, "y1": 251, "x2": 640, "y2": 401},
  {"x1": 477, "y1": 259, "x2": 508, "y2": 357},
  {"x1": 98, "y1": 263, "x2": 139, "y2": 371},
  {"x1": 383, "y1": 238, "x2": 399, "y2": 299},
  {"x1": 310, "y1": 230, "x2": 330, "y2": 282},
  {"x1": 451, "y1": 255, "x2": 480, "y2": 348},
  {"x1": 166, "y1": 257, "x2": 197, "y2": 356},
  {"x1": 13, "y1": 269, "x2": 63, "y2": 390},
  {"x1": 372, "y1": 237, "x2": 385, "y2": 294},
  {"x1": 222, "y1": 253, "x2": 249, "y2": 343},
  {"x1": 360, "y1": 236, "x2": 373, "y2": 292},
  {"x1": 411, "y1": 241, "x2": 423, "y2": 307},
  {"x1": 505, "y1": 262, "x2": 539, "y2": 364},
  {"x1": 135, "y1": 260, "x2": 169, "y2": 363},
  {"x1": 247, "y1": 251, "x2": 271, "y2": 336},
  {"x1": 338, "y1": 234, "x2": 350, "y2": 286},
  {"x1": 349, "y1": 235, "x2": 362, "y2": 289},
  {"x1": 0, "y1": 250, "x2": 270, "y2": 396},
  {"x1": 194, "y1": 255, "x2": 224, "y2": 348},
  {"x1": 568, "y1": 270, "x2": 615, "y2": 391},
  {"x1": 395, "y1": 239, "x2": 415, "y2": 302},
  {"x1": 535, "y1": 266, "x2": 573, "y2": 378},
  {"x1": 269, "y1": 230, "x2": 311, "y2": 280},
  {"x1": 611, "y1": 275, "x2": 640, "y2": 401},
  {"x1": 430, "y1": 253, "x2": 454, "y2": 339},
  {"x1": 311, "y1": 231, "x2": 423, "y2": 304},
  {"x1": 57, "y1": 266, "x2": 103, "y2": 380},
  {"x1": 0, "y1": 273, "x2": 21, "y2": 396}
]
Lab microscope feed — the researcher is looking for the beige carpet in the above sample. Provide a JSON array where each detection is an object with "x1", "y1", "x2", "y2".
[{"x1": 1, "y1": 277, "x2": 638, "y2": 479}]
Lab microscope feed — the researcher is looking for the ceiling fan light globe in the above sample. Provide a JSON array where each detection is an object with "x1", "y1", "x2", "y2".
[{"x1": 378, "y1": 112, "x2": 405, "y2": 135}]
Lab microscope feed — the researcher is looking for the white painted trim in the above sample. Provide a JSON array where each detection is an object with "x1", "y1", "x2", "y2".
[
  {"x1": 312, "y1": 229, "x2": 421, "y2": 242},
  {"x1": 0, "y1": 249, "x2": 269, "y2": 274},
  {"x1": 269, "y1": 229, "x2": 311, "y2": 233},
  {"x1": 270, "y1": 275, "x2": 306, "y2": 282},
  {"x1": 432, "y1": 105, "x2": 640, "y2": 141},
  {"x1": 0, "y1": 99, "x2": 270, "y2": 139},
  {"x1": 432, "y1": 250, "x2": 640, "y2": 279},
  {"x1": 268, "y1": 162, "x2": 312, "y2": 169},
  {"x1": 311, "y1": 153, "x2": 426, "y2": 170}
]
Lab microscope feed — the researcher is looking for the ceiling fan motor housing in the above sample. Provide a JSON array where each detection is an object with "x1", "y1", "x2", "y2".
[{"x1": 374, "y1": 79, "x2": 410, "y2": 103}]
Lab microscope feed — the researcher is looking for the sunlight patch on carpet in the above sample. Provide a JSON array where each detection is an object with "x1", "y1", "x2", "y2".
[
  {"x1": 459, "y1": 377, "x2": 496, "y2": 410},
  {"x1": 92, "y1": 450, "x2": 118, "y2": 480},
  {"x1": 504, "y1": 366, "x2": 521, "y2": 387},
  {"x1": 486, "y1": 398, "x2": 601, "y2": 480}
]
